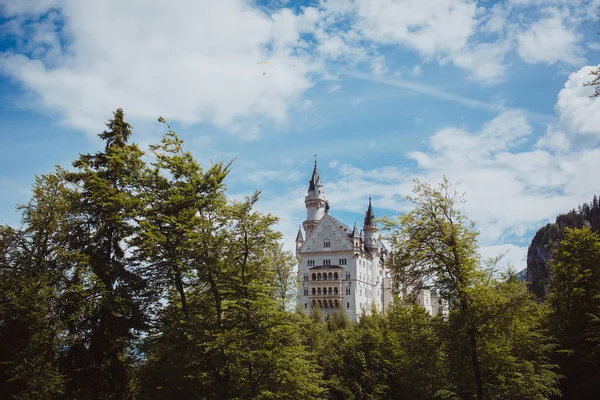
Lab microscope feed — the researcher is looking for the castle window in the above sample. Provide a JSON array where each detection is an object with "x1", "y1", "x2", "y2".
[
  {"x1": 335, "y1": 300, "x2": 339, "y2": 308},
  {"x1": 345, "y1": 273, "x2": 350, "y2": 280},
  {"x1": 312, "y1": 273, "x2": 316, "y2": 281},
  {"x1": 334, "y1": 272, "x2": 339, "y2": 280},
  {"x1": 339, "y1": 258, "x2": 347, "y2": 265},
  {"x1": 312, "y1": 288, "x2": 316, "y2": 295},
  {"x1": 312, "y1": 300, "x2": 316, "y2": 307},
  {"x1": 324, "y1": 240, "x2": 330, "y2": 248},
  {"x1": 304, "y1": 288, "x2": 308, "y2": 296},
  {"x1": 305, "y1": 303, "x2": 307, "y2": 309},
  {"x1": 329, "y1": 300, "x2": 333, "y2": 308},
  {"x1": 323, "y1": 273, "x2": 328, "y2": 281},
  {"x1": 346, "y1": 287, "x2": 351, "y2": 295},
  {"x1": 328, "y1": 287, "x2": 332, "y2": 295},
  {"x1": 318, "y1": 288, "x2": 322, "y2": 295},
  {"x1": 303, "y1": 274, "x2": 308, "y2": 281},
  {"x1": 307, "y1": 260, "x2": 315, "y2": 267},
  {"x1": 324, "y1": 259, "x2": 331, "y2": 266},
  {"x1": 328, "y1": 272, "x2": 333, "y2": 280},
  {"x1": 334, "y1": 287, "x2": 338, "y2": 295},
  {"x1": 317, "y1": 273, "x2": 322, "y2": 280},
  {"x1": 347, "y1": 302, "x2": 350, "y2": 309}
]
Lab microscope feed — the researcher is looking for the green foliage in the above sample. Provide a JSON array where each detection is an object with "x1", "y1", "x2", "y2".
[
  {"x1": 527, "y1": 193, "x2": 600, "y2": 299},
  {"x1": 549, "y1": 227, "x2": 600, "y2": 399},
  {"x1": 381, "y1": 177, "x2": 560, "y2": 400}
]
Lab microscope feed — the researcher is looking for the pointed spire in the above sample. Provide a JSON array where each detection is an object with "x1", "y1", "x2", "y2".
[
  {"x1": 364, "y1": 195, "x2": 375, "y2": 226},
  {"x1": 295, "y1": 226, "x2": 304, "y2": 242},
  {"x1": 308, "y1": 156, "x2": 320, "y2": 192},
  {"x1": 352, "y1": 222, "x2": 360, "y2": 238}
]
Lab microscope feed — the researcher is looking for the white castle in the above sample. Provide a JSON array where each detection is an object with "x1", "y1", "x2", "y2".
[{"x1": 296, "y1": 160, "x2": 447, "y2": 321}]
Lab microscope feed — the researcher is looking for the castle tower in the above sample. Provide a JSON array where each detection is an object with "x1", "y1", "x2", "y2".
[
  {"x1": 303, "y1": 159, "x2": 327, "y2": 234},
  {"x1": 363, "y1": 196, "x2": 379, "y2": 254}
]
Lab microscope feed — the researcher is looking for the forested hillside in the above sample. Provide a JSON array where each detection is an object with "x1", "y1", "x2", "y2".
[
  {"x1": 527, "y1": 195, "x2": 600, "y2": 299},
  {"x1": 1, "y1": 110, "x2": 598, "y2": 399}
]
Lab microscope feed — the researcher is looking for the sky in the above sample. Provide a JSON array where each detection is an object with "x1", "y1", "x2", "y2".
[{"x1": 1, "y1": 0, "x2": 600, "y2": 272}]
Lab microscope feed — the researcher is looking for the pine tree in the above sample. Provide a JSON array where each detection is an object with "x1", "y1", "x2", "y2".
[
  {"x1": 0, "y1": 170, "x2": 79, "y2": 398},
  {"x1": 62, "y1": 108, "x2": 148, "y2": 399}
]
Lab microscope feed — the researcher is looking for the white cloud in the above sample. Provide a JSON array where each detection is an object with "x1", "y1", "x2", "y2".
[
  {"x1": 554, "y1": 65, "x2": 600, "y2": 137},
  {"x1": 480, "y1": 244, "x2": 528, "y2": 272},
  {"x1": 412, "y1": 65, "x2": 422, "y2": 76},
  {"x1": 516, "y1": 13, "x2": 584, "y2": 65},
  {"x1": 353, "y1": 0, "x2": 477, "y2": 56},
  {"x1": 0, "y1": 0, "x2": 319, "y2": 136}
]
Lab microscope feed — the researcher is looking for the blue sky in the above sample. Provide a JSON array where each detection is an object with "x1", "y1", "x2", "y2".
[{"x1": 1, "y1": 0, "x2": 600, "y2": 270}]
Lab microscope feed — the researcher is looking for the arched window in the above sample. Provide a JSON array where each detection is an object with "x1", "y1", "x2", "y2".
[
  {"x1": 334, "y1": 272, "x2": 339, "y2": 279},
  {"x1": 334, "y1": 287, "x2": 338, "y2": 295},
  {"x1": 328, "y1": 287, "x2": 332, "y2": 295},
  {"x1": 335, "y1": 300, "x2": 339, "y2": 308},
  {"x1": 312, "y1": 288, "x2": 316, "y2": 295},
  {"x1": 328, "y1": 272, "x2": 333, "y2": 280},
  {"x1": 317, "y1": 288, "x2": 322, "y2": 295},
  {"x1": 329, "y1": 300, "x2": 334, "y2": 308},
  {"x1": 312, "y1": 273, "x2": 316, "y2": 281},
  {"x1": 317, "y1": 273, "x2": 321, "y2": 280},
  {"x1": 323, "y1": 273, "x2": 328, "y2": 281},
  {"x1": 324, "y1": 240, "x2": 330, "y2": 248},
  {"x1": 318, "y1": 300, "x2": 322, "y2": 307},
  {"x1": 312, "y1": 300, "x2": 316, "y2": 307}
]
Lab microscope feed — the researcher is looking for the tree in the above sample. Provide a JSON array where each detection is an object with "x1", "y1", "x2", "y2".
[
  {"x1": 380, "y1": 177, "x2": 485, "y2": 400},
  {"x1": 267, "y1": 243, "x2": 298, "y2": 312},
  {"x1": 134, "y1": 123, "x2": 325, "y2": 399},
  {"x1": 0, "y1": 170, "x2": 81, "y2": 399},
  {"x1": 384, "y1": 300, "x2": 449, "y2": 400},
  {"x1": 131, "y1": 117, "x2": 230, "y2": 319},
  {"x1": 381, "y1": 177, "x2": 560, "y2": 400},
  {"x1": 583, "y1": 68, "x2": 600, "y2": 97},
  {"x1": 444, "y1": 270, "x2": 559, "y2": 400},
  {"x1": 62, "y1": 108, "x2": 148, "y2": 399},
  {"x1": 549, "y1": 227, "x2": 600, "y2": 399}
]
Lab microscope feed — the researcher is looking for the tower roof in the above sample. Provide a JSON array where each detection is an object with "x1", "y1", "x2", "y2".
[
  {"x1": 308, "y1": 159, "x2": 321, "y2": 192},
  {"x1": 352, "y1": 222, "x2": 360, "y2": 238},
  {"x1": 295, "y1": 226, "x2": 304, "y2": 242},
  {"x1": 364, "y1": 195, "x2": 376, "y2": 226}
]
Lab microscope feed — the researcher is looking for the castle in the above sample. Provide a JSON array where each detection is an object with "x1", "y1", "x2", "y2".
[{"x1": 295, "y1": 160, "x2": 447, "y2": 320}]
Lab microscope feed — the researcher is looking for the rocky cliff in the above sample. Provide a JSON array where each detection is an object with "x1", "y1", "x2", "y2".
[{"x1": 526, "y1": 195, "x2": 600, "y2": 299}]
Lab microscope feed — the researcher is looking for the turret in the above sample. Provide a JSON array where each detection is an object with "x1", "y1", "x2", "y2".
[
  {"x1": 295, "y1": 226, "x2": 304, "y2": 250},
  {"x1": 351, "y1": 222, "x2": 360, "y2": 249},
  {"x1": 303, "y1": 159, "x2": 327, "y2": 234},
  {"x1": 363, "y1": 196, "x2": 379, "y2": 253}
]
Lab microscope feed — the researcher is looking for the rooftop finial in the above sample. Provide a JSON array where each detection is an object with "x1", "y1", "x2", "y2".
[
  {"x1": 314, "y1": 152, "x2": 318, "y2": 166},
  {"x1": 369, "y1": 194, "x2": 372, "y2": 204}
]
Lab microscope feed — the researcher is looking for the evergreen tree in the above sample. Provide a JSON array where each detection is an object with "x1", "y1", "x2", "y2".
[
  {"x1": 0, "y1": 170, "x2": 80, "y2": 399},
  {"x1": 61, "y1": 108, "x2": 148, "y2": 399}
]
